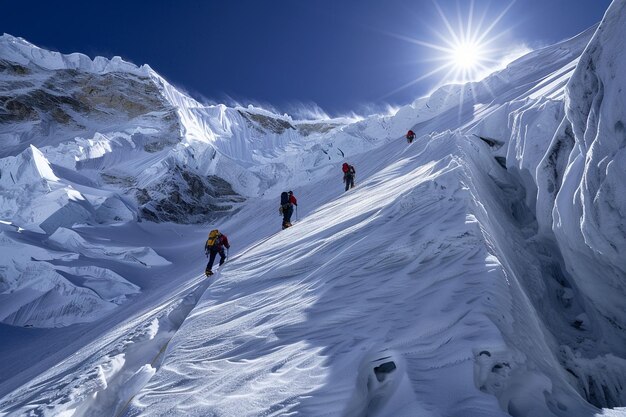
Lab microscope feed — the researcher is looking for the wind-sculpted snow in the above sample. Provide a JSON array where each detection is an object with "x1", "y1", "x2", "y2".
[
  {"x1": 547, "y1": 0, "x2": 626, "y2": 348},
  {"x1": 0, "y1": 230, "x2": 138, "y2": 328},
  {"x1": 48, "y1": 228, "x2": 170, "y2": 267},
  {"x1": 507, "y1": 97, "x2": 566, "y2": 211},
  {"x1": 0, "y1": 34, "x2": 149, "y2": 76},
  {"x1": 0, "y1": 276, "x2": 210, "y2": 416},
  {"x1": 126, "y1": 134, "x2": 597, "y2": 417},
  {"x1": 152, "y1": 73, "x2": 357, "y2": 198},
  {"x1": 459, "y1": 4, "x2": 626, "y2": 406},
  {"x1": 0, "y1": 144, "x2": 139, "y2": 233}
]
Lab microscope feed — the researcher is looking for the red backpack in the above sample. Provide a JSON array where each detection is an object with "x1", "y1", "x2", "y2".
[{"x1": 342, "y1": 163, "x2": 349, "y2": 173}]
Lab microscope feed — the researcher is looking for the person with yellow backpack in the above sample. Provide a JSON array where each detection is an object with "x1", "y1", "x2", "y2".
[{"x1": 204, "y1": 229, "x2": 230, "y2": 276}]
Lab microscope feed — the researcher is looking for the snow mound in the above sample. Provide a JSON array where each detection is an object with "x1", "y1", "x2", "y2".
[
  {"x1": 0, "y1": 231, "x2": 138, "y2": 328},
  {"x1": 0, "y1": 277, "x2": 209, "y2": 416},
  {"x1": 48, "y1": 228, "x2": 170, "y2": 267},
  {"x1": 0, "y1": 144, "x2": 136, "y2": 233},
  {"x1": 0, "y1": 144, "x2": 58, "y2": 185}
]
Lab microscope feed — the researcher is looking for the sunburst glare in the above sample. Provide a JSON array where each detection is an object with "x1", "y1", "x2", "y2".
[
  {"x1": 452, "y1": 42, "x2": 482, "y2": 69},
  {"x1": 381, "y1": 0, "x2": 518, "y2": 100}
]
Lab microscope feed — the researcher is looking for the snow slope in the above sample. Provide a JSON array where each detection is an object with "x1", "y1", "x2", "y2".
[
  {"x1": 2, "y1": 1, "x2": 626, "y2": 416},
  {"x1": 125, "y1": 131, "x2": 591, "y2": 417}
]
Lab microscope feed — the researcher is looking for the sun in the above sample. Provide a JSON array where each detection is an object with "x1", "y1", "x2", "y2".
[
  {"x1": 451, "y1": 41, "x2": 483, "y2": 70},
  {"x1": 426, "y1": 0, "x2": 510, "y2": 83},
  {"x1": 379, "y1": 1, "x2": 516, "y2": 100}
]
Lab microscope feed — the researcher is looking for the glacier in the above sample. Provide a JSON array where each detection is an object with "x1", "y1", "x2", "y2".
[{"x1": 1, "y1": 0, "x2": 626, "y2": 416}]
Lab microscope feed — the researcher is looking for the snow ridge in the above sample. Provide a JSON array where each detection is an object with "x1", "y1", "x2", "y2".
[{"x1": 0, "y1": 34, "x2": 150, "y2": 76}]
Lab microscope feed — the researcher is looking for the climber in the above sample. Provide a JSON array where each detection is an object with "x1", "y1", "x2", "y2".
[
  {"x1": 342, "y1": 162, "x2": 356, "y2": 191},
  {"x1": 406, "y1": 130, "x2": 416, "y2": 144},
  {"x1": 204, "y1": 229, "x2": 230, "y2": 276},
  {"x1": 279, "y1": 190, "x2": 298, "y2": 229}
]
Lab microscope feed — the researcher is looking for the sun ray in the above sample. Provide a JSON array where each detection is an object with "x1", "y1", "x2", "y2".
[
  {"x1": 379, "y1": 62, "x2": 456, "y2": 100},
  {"x1": 433, "y1": 1, "x2": 462, "y2": 46},
  {"x1": 466, "y1": 0, "x2": 475, "y2": 42},
  {"x1": 377, "y1": 29, "x2": 457, "y2": 54},
  {"x1": 380, "y1": 0, "x2": 518, "y2": 102},
  {"x1": 476, "y1": 1, "x2": 516, "y2": 45}
]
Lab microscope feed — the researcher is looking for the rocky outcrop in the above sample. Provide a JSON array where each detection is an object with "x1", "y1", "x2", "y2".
[
  {"x1": 137, "y1": 166, "x2": 244, "y2": 223},
  {"x1": 238, "y1": 110, "x2": 296, "y2": 134}
]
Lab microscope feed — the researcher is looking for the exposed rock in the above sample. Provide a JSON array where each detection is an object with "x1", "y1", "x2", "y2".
[
  {"x1": 101, "y1": 172, "x2": 137, "y2": 188},
  {"x1": 135, "y1": 188, "x2": 151, "y2": 205},
  {"x1": 238, "y1": 110, "x2": 295, "y2": 134},
  {"x1": 297, "y1": 122, "x2": 339, "y2": 136},
  {"x1": 136, "y1": 167, "x2": 245, "y2": 223},
  {"x1": 0, "y1": 80, "x2": 34, "y2": 93},
  {"x1": 0, "y1": 58, "x2": 182, "y2": 158},
  {"x1": 0, "y1": 59, "x2": 30, "y2": 75},
  {"x1": 1, "y1": 97, "x2": 38, "y2": 122}
]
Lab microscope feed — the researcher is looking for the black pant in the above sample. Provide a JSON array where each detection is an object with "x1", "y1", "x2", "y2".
[
  {"x1": 206, "y1": 249, "x2": 226, "y2": 271},
  {"x1": 282, "y1": 204, "x2": 294, "y2": 227},
  {"x1": 344, "y1": 174, "x2": 355, "y2": 191}
]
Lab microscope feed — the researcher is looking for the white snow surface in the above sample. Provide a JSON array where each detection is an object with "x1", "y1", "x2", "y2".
[
  {"x1": 0, "y1": 34, "x2": 150, "y2": 76},
  {"x1": 2, "y1": 1, "x2": 626, "y2": 415}
]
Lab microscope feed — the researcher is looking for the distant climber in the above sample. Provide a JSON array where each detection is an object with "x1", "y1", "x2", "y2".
[
  {"x1": 342, "y1": 162, "x2": 356, "y2": 191},
  {"x1": 279, "y1": 191, "x2": 297, "y2": 229},
  {"x1": 406, "y1": 130, "x2": 416, "y2": 144},
  {"x1": 204, "y1": 229, "x2": 230, "y2": 276}
]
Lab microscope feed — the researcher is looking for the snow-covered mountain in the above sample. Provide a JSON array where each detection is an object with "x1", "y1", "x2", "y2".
[{"x1": 2, "y1": 0, "x2": 626, "y2": 415}]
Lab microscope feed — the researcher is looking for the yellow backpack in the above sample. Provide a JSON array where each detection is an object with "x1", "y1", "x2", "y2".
[{"x1": 206, "y1": 229, "x2": 220, "y2": 248}]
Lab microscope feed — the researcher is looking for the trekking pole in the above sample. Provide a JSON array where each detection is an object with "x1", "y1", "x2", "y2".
[{"x1": 296, "y1": 205, "x2": 299, "y2": 221}]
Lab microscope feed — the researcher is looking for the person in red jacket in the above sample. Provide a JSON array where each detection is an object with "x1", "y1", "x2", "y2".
[
  {"x1": 281, "y1": 191, "x2": 297, "y2": 229},
  {"x1": 342, "y1": 162, "x2": 356, "y2": 191},
  {"x1": 406, "y1": 130, "x2": 416, "y2": 144},
  {"x1": 204, "y1": 229, "x2": 230, "y2": 276}
]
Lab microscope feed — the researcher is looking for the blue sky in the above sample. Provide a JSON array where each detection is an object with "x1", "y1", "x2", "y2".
[{"x1": 0, "y1": 0, "x2": 612, "y2": 117}]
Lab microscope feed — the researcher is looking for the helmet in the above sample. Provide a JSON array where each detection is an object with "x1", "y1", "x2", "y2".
[{"x1": 288, "y1": 191, "x2": 293, "y2": 195}]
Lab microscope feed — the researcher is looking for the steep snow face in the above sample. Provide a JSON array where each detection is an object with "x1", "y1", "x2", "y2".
[
  {"x1": 547, "y1": 0, "x2": 626, "y2": 346},
  {"x1": 0, "y1": 35, "x2": 180, "y2": 229},
  {"x1": 0, "y1": 35, "x2": 178, "y2": 328},
  {"x1": 122, "y1": 14, "x2": 626, "y2": 417},
  {"x1": 0, "y1": 34, "x2": 356, "y2": 230},
  {"x1": 153, "y1": 73, "x2": 368, "y2": 198},
  {"x1": 125, "y1": 132, "x2": 599, "y2": 417},
  {"x1": 455, "y1": 4, "x2": 626, "y2": 407}
]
